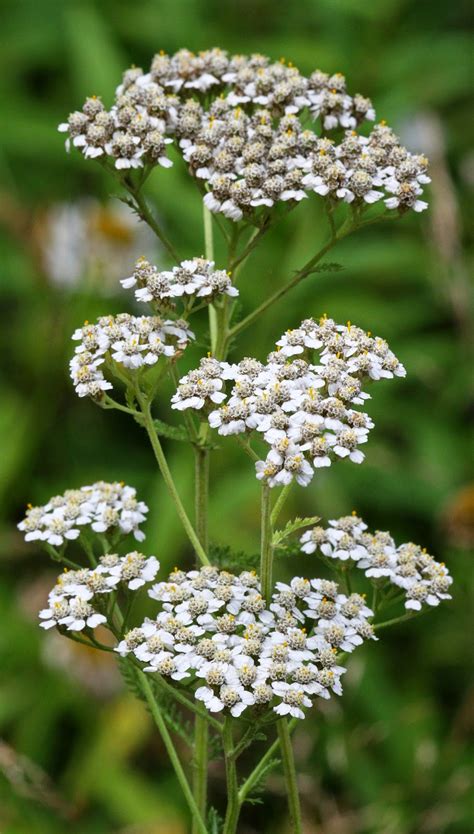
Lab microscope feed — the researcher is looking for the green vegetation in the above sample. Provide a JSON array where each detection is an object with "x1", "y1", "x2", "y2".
[{"x1": 0, "y1": 1, "x2": 471, "y2": 832}]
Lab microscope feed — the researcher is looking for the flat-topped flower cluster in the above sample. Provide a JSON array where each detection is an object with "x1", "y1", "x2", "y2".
[
  {"x1": 18, "y1": 478, "x2": 453, "y2": 721},
  {"x1": 117, "y1": 565, "x2": 375, "y2": 719},
  {"x1": 18, "y1": 481, "x2": 149, "y2": 546},
  {"x1": 122, "y1": 256, "x2": 238, "y2": 307},
  {"x1": 70, "y1": 313, "x2": 194, "y2": 398},
  {"x1": 172, "y1": 316, "x2": 405, "y2": 487},
  {"x1": 58, "y1": 48, "x2": 429, "y2": 219},
  {"x1": 300, "y1": 515, "x2": 453, "y2": 611},
  {"x1": 40, "y1": 552, "x2": 159, "y2": 631}
]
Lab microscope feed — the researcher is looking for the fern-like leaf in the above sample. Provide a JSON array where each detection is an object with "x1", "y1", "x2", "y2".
[
  {"x1": 209, "y1": 543, "x2": 258, "y2": 573},
  {"x1": 118, "y1": 659, "x2": 193, "y2": 746},
  {"x1": 313, "y1": 261, "x2": 344, "y2": 273},
  {"x1": 153, "y1": 418, "x2": 189, "y2": 442},
  {"x1": 207, "y1": 807, "x2": 224, "y2": 834},
  {"x1": 242, "y1": 757, "x2": 281, "y2": 805},
  {"x1": 272, "y1": 515, "x2": 320, "y2": 547}
]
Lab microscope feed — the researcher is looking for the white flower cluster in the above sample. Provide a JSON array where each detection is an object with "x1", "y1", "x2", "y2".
[
  {"x1": 117, "y1": 566, "x2": 375, "y2": 720},
  {"x1": 186, "y1": 109, "x2": 315, "y2": 221},
  {"x1": 58, "y1": 49, "x2": 429, "y2": 218},
  {"x1": 18, "y1": 481, "x2": 148, "y2": 547},
  {"x1": 58, "y1": 93, "x2": 175, "y2": 170},
  {"x1": 185, "y1": 109, "x2": 429, "y2": 220},
  {"x1": 171, "y1": 356, "x2": 230, "y2": 411},
  {"x1": 302, "y1": 125, "x2": 430, "y2": 212},
  {"x1": 122, "y1": 256, "x2": 238, "y2": 306},
  {"x1": 40, "y1": 552, "x2": 159, "y2": 631},
  {"x1": 300, "y1": 515, "x2": 453, "y2": 611},
  {"x1": 70, "y1": 313, "x2": 194, "y2": 398},
  {"x1": 172, "y1": 317, "x2": 405, "y2": 487}
]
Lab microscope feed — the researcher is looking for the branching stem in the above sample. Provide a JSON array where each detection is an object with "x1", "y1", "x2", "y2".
[
  {"x1": 137, "y1": 671, "x2": 209, "y2": 834},
  {"x1": 138, "y1": 396, "x2": 210, "y2": 566},
  {"x1": 222, "y1": 718, "x2": 240, "y2": 834},
  {"x1": 277, "y1": 718, "x2": 303, "y2": 834},
  {"x1": 260, "y1": 484, "x2": 273, "y2": 605}
]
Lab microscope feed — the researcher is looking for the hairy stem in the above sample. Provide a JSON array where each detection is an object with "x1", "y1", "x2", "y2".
[
  {"x1": 150, "y1": 671, "x2": 222, "y2": 732},
  {"x1": 270, "y1": 483, "x2": 292, "y2": 527},
  {"x1": 203, "y1": 203, "x2": 219, "y2": 355},
  {"x1": 194, "y1": 443, "x2": 210, "y2": 553},
  {"x1": 192, "y1": 715, "x2": 209, "y2": 834},
  {"x1": 192, "y1": 426, "x2": 211, "y2": 831},
  {"x1": 137, "y1": 671, "x2": 209, "y2": 834},
  {"x1": 138, "y1": 397, "x2": 210, "y2": 566},
  {"x1": 222, "y1": 718, "x2": 240, "y2": 834},
  {"x1": 260, "y1": 484, "x2": 273, "y2": 604},
  {"x1": 277, "y1": 719, "x2": 303, "y2": 834},
  {"x1": 238, "y1": 718, "x2": 297, "y2": 805}
]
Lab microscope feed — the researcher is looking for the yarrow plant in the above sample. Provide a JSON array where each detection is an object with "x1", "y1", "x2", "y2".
[{"x1": 20, "y1": 47, "x2": 452, "y2": 834}]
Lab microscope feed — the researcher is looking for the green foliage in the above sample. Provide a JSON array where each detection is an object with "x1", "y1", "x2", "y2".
[
  {"x1": 153, "y1": 418, "x2": 189, "y2": 442},
  {"x1": 207, "y1": 806, "x2": 224, "y2": 834},
  {"x1": 241, "y1": 757, "x2": 281, "y2": 806},
  {"x1": 118, "y1": 659, "x2": 193, "y2": 747},
  {"x1": 1, "y1": 1, "x2": 471, "y2": 832},
  {"x1": 209, "y1": 543, "x2": 259, "y2": 573},
  {"x1": 273, "y1": 515, "x2": 320, "y2": 547},
  {"x1": 312, "y1": 262, "x2": 345, "y2": 273}
]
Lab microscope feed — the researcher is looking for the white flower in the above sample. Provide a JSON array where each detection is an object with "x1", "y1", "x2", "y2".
[
  {"x1": 69, "y1": 314, "x2": 194, "y2": 398},
  {"x1": 272, "y1": 682, "x2": 312, "y2": 719},
  {"x1": 61, "y1": 598, "x2": 107, "y2": 631},
  {"x1": 123, "y1": 256, "x2": 238, "y2": 306},
  {"x1": 300, "y1": 516, "x2": 453, "y2": 614},
  {"x1": 19, "y1": 482, "x2": 149, "y2": 548},
  {"x1": 123, "y1": 566, "x2": 377, "y2": 719}
]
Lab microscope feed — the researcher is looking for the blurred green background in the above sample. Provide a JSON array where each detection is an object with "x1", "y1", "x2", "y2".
[{"x1": 0, "y1": 1, "x2": 472, "y2": 832}]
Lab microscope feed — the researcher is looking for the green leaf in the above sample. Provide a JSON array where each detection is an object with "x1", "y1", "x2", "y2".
[
  {"x1": 241, "y1": 757, "x2": 281, "y2": 805},
  {"x1": 209, "y1": 543, "x2": 258, "y2": 573},
  {"x1": 207, "y1": 806, "x2": 224, "y2": 834},
  {"x1": 118, "y1": 659, "x2": 193, "y2": 746},
  {"x1": 312, "y1": 262, "x2": 345, "y2": 273},
  {"x1": 273, "y1": 515, "x2": 320, "y2": 547},
  {"x1": 153, "y1": 418, "x2": 189, "y2": 442}
]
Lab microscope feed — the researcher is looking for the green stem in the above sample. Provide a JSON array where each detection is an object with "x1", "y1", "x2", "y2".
[
  {"x1": 277, "y1": 719, "x2": 303, "y2": 834},
  {"x1": 212, "y1": 224, "x2": 240, "y2": 360},
  {"x1": 374, "y1": 610, "x2": 423, "y2": 631},
  {"x1": 137, "y1": 671, "x2": 209, "y2": 834},
  {"x1": 192, "y1": 715, "x2": 209, "y2": 834},
  {"x1": 234, "y1": 435, "x2": 260, "y2": 462},
  {"x1": 139, "y1": 397, "x2": 210, "y2": 566},
  {"x1": 270, "y1": 483, "x2": 292, "y2": 527},
  {"x1": 101, "y1": 394, "x2": 142, "y2": 419},
  {"x1": 260, "y1": 484, "x2": 273, "y2": 604},
  {"x1": 371, "y1": 584, "x2": 379, "y2": 613},
  {"x1": 222, "y1": 718, "x2": 240, "y2": 834},
  {"x1": 44, "y1": 544, "x2": 81, "y2": 570},
  {"x1": 229, "y1": 218, "x2": 271, "y2": 274},
  {"x1": 342, "y1": 567, "x2": 352, "y2": 595},
  {"x1": 203, "y1": 203, "x2": 219, "y2": 355},
  {"x1": 194, "y1": 444, "x2": 210, "y2": 554},
  {"x1": 192, "y1": 424, "x2": 211, "y2": 832},
  {"x1": 238, "y1": 718, "x2": 297, "y2": 805},
  {"x1": 80, "y1": 537, "x2": 97, "y2": 567},
  {"x1": 151, "y1": 671, "x2": 222, "y2": 731},
  {"x1": 229, "y1": 217, "x2": 355, "y2": 340},
  {"x1": 64, "y1": 632, "x2": 114, "y2": 653},
  {"x1": 125, "y1": 185, "x2": 181, "y2": 263}
]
